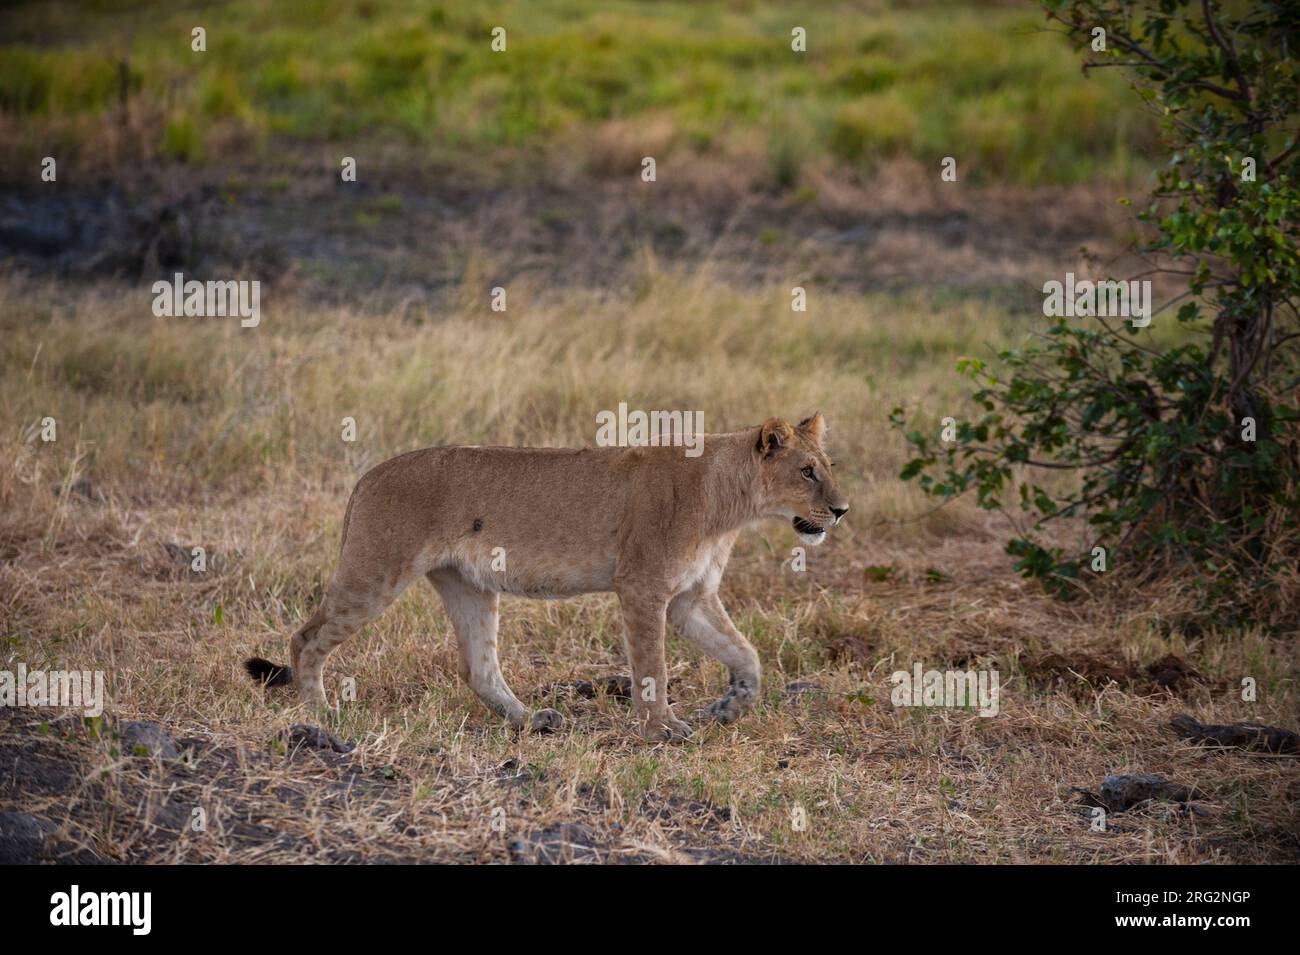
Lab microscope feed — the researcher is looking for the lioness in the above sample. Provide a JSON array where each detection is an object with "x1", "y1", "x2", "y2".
[{"x1": 246, "y1": 413, "x2": 847, "y2": 740}]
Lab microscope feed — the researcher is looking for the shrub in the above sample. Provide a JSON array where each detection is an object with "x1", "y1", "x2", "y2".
[{"x1": 893, "y1": 0, "x2": 1300, "y2": 623}]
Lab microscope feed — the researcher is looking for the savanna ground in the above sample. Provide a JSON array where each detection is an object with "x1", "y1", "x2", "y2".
[{"x1": 0, "y1": 0, "x2": 1296, "y2": 864}]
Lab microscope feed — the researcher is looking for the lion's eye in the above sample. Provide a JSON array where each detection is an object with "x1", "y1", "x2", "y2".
[{"x1": 802, "y1": 466, "x2": 817, "y2": 481}]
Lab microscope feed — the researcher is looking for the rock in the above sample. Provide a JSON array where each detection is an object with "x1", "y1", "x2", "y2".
[
  {"x1": 0, "y1": 811, "x2": 57, "y2": 863},
  {"x1": 1171, "y1": 714, "x2": 1299, "y2": 755},
  {"x1": 1072, "y1": 772, "x2": 1200, "y2": 813},
  {"x1": 1101, "y1": 773, "x2": 1198, "y2": 810},
  {"x1": 1019, "y1": 651, "x2": 1132, "y2": 687},
  {"x1": 121, "y1": 720, "x2": 180, "y2": 759},
  {"x1": 283, "y1": 724, "x2": 355, "y2": 754},
  {"x1": 1145, "y1": 655, "x2": 1200, "y2": 691},
  {"x1": 508, "y1": 823, "x2": 602, "y2": 864}
]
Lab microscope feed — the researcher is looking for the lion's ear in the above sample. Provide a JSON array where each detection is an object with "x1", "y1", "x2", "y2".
[
  {"x1": 757, "y1": 418, "x2": 794, "y2": 458},
  {"x1": 797, "y1": 411, "x2": 826, "y2": 444}
]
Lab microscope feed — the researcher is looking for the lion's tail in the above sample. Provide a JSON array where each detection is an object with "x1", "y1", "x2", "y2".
[
  {"x1": 244, "y1": 657, "x2": 292, "y2": 687},
  {"x1": 245, "y1": 606, "x2": 331, "y2": 690}
]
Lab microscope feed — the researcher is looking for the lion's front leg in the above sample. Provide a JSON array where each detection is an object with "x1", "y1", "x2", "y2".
[
  {"x1": 617, "y1": 590, "x2": 692, "y2": 741},
  {"x1": 669, "y1": 590, "x2": 761, "y2": 725}
]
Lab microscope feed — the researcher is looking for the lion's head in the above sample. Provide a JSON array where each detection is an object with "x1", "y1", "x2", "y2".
[{"x1": 754, "y1": 412, "x2": 848, "y2": 545}]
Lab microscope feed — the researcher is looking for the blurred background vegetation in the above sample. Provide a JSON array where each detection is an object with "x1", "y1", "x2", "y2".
[{"x1": 1, "y1": 0, "x2": 1157, "y2": 184}]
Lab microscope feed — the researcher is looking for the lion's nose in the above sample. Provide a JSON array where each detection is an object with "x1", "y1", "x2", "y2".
[{"x1": 830, "y1": 505, "x2": 849, "y2": 522}]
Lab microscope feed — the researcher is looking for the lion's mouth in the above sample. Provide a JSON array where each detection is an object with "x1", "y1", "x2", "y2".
[{"x1": 792, "y1": 516, "x2": 825, "y2": 536}]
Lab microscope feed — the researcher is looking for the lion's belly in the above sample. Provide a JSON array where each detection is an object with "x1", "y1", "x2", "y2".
[{"x1": 445, "y1": 537, "x2": 618, "y2": 598}]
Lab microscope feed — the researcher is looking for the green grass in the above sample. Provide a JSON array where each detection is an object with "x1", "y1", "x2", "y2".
[{"x1": 1, "y1": 0, "x2": 1157, "y2": 184}]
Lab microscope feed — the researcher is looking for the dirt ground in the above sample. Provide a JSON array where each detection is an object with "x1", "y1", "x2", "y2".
[
  {"x1": 0, "y1": 150, "x2": 1133, "y2": 309},
  {"x1": 2, "y1": 494, "x2": 1297, "y2": 864}
]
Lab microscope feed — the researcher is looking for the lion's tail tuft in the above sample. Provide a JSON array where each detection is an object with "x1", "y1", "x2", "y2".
[{"x1": 244, "y1": 657, "x2": 293, "y2": 688}]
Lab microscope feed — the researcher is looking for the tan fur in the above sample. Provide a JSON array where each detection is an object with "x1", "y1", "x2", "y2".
[{"x1": 271, "y1": 413, "x2": 847, "y2": 740}]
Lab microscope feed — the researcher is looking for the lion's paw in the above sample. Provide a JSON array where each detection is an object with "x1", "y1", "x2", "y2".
[
  {"x1": 529, "y1": 708, "x2": 564, "y2": 733},
  {"x1": 694, "y1": 696, "x2": 743, "y2": 724},
  {"x1": 639, "y1": 713, "x2": 693, "y2": 742}
]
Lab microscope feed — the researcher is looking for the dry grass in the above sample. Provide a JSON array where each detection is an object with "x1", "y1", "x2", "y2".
[{"x1": 1, "y1": 269, "x2": 1297, "y2": 864}]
